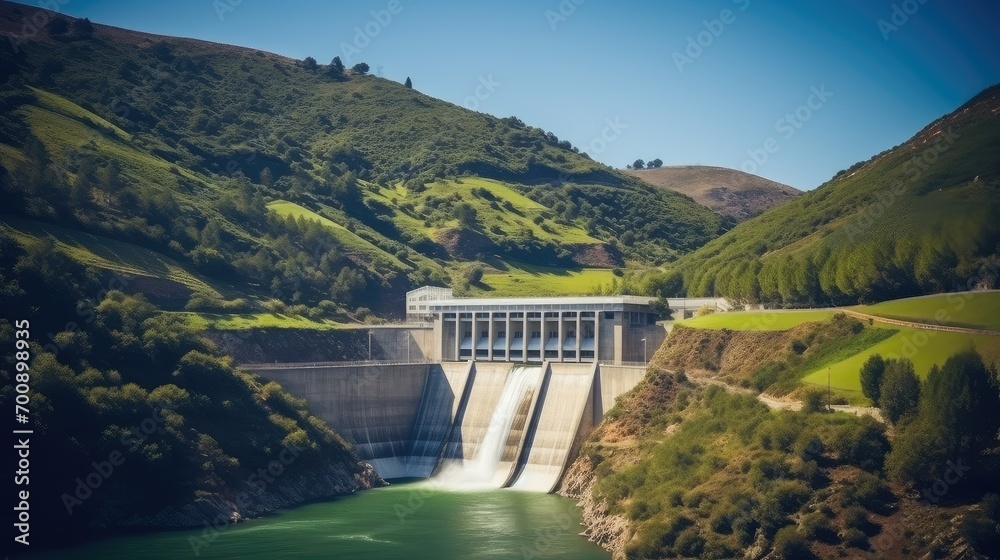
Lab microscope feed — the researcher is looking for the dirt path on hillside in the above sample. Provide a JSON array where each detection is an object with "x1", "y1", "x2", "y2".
[
  {"x1": 840, "y1": 309, "x2": 1000, "y2": 336},
  {"x1": 693, "y1": 377, "x2": 884, "y2": 422}
]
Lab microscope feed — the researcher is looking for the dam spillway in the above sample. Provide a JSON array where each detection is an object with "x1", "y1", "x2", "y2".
[{"x1": 250, "y1": 361, "x2": 646, "y2": 491}]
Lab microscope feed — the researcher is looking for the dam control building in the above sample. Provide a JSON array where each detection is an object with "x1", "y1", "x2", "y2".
[{"x1": 406, "y1": 286, "x2": 726, "y2": 364}]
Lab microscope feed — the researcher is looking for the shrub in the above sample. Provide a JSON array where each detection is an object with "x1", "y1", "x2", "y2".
[
  {"x1": 674, "y1": 527, "x2": 706, "y2": 557},
  {"x1": 772, "y1": 525, "x2": 811, "y2": 559},
  {"x1": 801, "y1": 389, "x2": 827, "y2": 413},
  {"x1": 842, "y1": 471, "x2": 888, "y2": 511},
  {"x1": 769, "y1": 480, "x2": 811, "y2": 514},
  {"x1": 831, "y1": 416, "x2": 889, "y2": 472},
  {"x1": 843, "y1": 506, "x2": 869, "y2": 531},
  {"x1": 798, "y1": 511, "x2": 830, "y2": 540}
]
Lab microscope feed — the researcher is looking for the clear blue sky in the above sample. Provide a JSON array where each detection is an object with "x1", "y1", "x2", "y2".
[{"x1": 57, "y1": 0, "x2": 1000, "y2": 190}]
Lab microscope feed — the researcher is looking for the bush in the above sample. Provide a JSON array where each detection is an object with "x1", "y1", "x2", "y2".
[
  {"x1": 831, "y1": 416, "x2": 889, "y2": 472},
  {"x1": 769, "y1": 480, "x2": 811, "y2": 514},
  {"x1": 843, "y1": 506, "x2": 869, "y2": 531},
  {"x1": 772, "y1": 525, "x2": 811, "y2": 559},
  {"x1": 801, "y1": 389, "x2": 827, "y2": 413},
  {"x1": 841, "y1": 471, "x2": 888, "y2": 511},
  {"x1": 798, "y1": 511, "x2": 831, "y2": 541}
]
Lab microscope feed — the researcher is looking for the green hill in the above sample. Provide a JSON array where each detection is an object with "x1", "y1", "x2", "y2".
[
  {"x1": 0, "y1": 1, "x2": 726, "y2": 321},
  {"x1": 656, "y1": 85, "x2": 1000, "y2": 306}
]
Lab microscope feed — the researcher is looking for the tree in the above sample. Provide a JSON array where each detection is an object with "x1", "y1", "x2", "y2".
[
  {"x1": 404, "y1": 76, "x2": 412, "y2": 89},
  {"x1": 463, "y1": 263, "x2": 485, "y2": 285},
  {"x1": 453, "y1": 202, "x2": 477, "y2": 229},
  {"x1": 649, "y1": 296, "x2": 673, "y2": 321},
  {"x1": 302, "y1": 56, "x2": 318, "y2": 72},
  {"x1": 327, "y1": 56, "x2": 345, "y2": 78},
  {"x1": 859, "y1": 354, "x2": 885, "y2": 406},
  {"x1": 72, "y1": 17, "x2": 94, "y2": 36},
  {"x1": 648, "y1": 158, "x2": 663, "y2": 169},
  {"x1": 632, "y1": 159, "x2": 645, "y2": 170},
  {"x1": 887, "y1": 350, "x2": 1000, "y2": 483},
  {"x1": 878, "y1": 358, "x2": 920, "y2": 424},
  {"x1": 351, "y1": 62, "x2": 370, "y2": 76}
]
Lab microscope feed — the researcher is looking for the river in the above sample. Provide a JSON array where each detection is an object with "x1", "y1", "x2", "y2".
[{"x1": 32, "y1": 481, "x2": 610, "y2": 560}]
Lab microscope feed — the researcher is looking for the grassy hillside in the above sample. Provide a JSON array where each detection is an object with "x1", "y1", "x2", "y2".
[
  {"x1": 800, "y1": 326, "x2": 1000, "y2": 394},
  {"x1": 0, "y1": 1, "x2": 726, "y2": 323},
  {"x1": 854, "y1": 290, "x2": 1000, "y2": 330},
  {"x1": 660, "y1": 292, "x2": 1000, "y2": 404},
  {"x1": 657, "y1": 86, "x2": 1000, "y2": 306},
  {"x1": 676, "y1": 309, "x2": 837, "y2": 331},
  {"x1": 625, "y1": 165, "x2": 800, "y2": 221},
  {"x1": 561, "y1": 368, "x2": 1000, "y2": 559}
]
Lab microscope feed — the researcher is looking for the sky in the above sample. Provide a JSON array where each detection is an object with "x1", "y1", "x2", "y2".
[{"x1": 54, "y1": 0, "x2": 1000, "y2": 190}]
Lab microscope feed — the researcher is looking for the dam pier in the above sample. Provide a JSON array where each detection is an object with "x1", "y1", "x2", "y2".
[{"x1": 245, "y1": 288, "x2": 727, "y2": 492}]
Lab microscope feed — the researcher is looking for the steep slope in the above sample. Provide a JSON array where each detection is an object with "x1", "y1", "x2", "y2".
[
  {"x1": 0, "y1": 232, "x2": 383, "y2": 551},
  {"x1": 659, "y1": 85, "x2": 1000, "y2": 306},
  {"x1": 624, "y1": 165, "x2": 800, "y2": 221}
]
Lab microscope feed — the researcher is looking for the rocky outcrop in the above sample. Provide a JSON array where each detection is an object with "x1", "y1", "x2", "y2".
[
  {"x1": 569, "y1": 242, "x2": 624, "y2": 268},
  {"x1": 558, "y1": 455, "x2": 630, "y2": 560}
]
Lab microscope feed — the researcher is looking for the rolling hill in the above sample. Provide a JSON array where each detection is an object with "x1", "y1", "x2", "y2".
[
  {"x1": 654, "y1": 84, "x2": 1000, "y2": 306},
  {"x1": 0, "y1": 0, "x2": 727, "y2": 322},
  {"x1": 624, "y1": 165, "x2": 800, "y2": 220}
]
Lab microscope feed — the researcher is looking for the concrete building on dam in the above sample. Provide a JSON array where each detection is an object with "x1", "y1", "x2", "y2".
[{"x1": 405, "y1": 286, "x2": 726, "y2": 364}]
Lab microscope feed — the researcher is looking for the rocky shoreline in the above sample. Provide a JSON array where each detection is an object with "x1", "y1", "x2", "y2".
[{"x1": 558, "y1": 455, "x2": 630, "y2": 560}]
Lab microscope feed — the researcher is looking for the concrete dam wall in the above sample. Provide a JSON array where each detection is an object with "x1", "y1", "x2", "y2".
[{"x1": 251, "y1": 361, "x2": 647, "y2": 491}]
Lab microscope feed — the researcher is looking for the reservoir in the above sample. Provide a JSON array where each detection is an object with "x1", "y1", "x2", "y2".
[{"x1": 34, "y1": 482, "x2": 611, "y2": 560}]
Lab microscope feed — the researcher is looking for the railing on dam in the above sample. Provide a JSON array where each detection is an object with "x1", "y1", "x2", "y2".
[{"x1": 240, "y1": 359, "x2": 437, "y2": 370}]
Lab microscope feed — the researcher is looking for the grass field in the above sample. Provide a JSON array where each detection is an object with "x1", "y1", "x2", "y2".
[
  {"x1": 367, "y1": 177, "x2": 601, "y2": 245},
  {"x1": 1, "y1": 215, "x2": 223, "y2": 296},
  {"x1": 854, "y1": 291, "x2": 1000, "y2": 330},
  {"x1": 266, "y1": 200, "x2": 408, "y2": 269},
  {"x1": 470, "y1": 261, "x2": 618, "y2": 296},
  {"x1": 176, "y1": 312, "x2": 344, "y2": 331},
  {"x1": 29, "y1": 87, "x2": 132, "y2": 142},
  {"x1": 676, "y1": 310, "x2": 838, "y2": 330},
  {"x1": 801, "y1": 326, "x2": 1000, "y2": 393}
]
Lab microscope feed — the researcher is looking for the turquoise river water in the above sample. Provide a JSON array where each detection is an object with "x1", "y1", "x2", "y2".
[{"x1": 32, "y1": 481, "x2": 611, "y2": 559}]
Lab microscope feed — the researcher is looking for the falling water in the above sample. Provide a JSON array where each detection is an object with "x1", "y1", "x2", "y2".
[{"x1": 435, "y1": 365, "x2": 541, "y2": 487}]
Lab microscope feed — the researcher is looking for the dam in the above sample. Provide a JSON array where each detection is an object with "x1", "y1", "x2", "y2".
[
  {"x1": 249, "y1": 360, "x2": 646, "y2": 491},
  {"x1": 244, "y1": 289, "x2": 727, "y2": 491}
]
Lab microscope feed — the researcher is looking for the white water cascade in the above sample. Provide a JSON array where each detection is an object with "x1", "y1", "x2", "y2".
[{"x1": 435, "y1": 365, "x2": 542, "y2": 488}]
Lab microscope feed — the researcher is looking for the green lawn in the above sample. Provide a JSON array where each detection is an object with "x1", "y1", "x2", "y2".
[
  {"x1": 801, "y1": 326, "x2": 1000, "y2": 393},
  {"x1": 367, "y1": 176, "x2": 601, "y2": 245},
  {"x1": 854, "y1": 291, "x2": 1000, "y2": 330},
  {"x1": 266, "y1": 200, "x2": 408, "y2": 269},
  {"x1": 176, "y1": 312, "x2": 344, "y2": 331},
  {"x1": 470, "y1": 261, "x2": 618, "y2": 296},
  {"x1": 677, "y1": 310, "x2": 838, "y2": 330},
  {"x1": 29, "y1": 86, "x2": 132, "y2": 142}
]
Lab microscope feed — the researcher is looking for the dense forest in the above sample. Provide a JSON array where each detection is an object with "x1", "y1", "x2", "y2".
[{"x1": 0, "y1": 232, "x2": 382, "y2": 548}]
